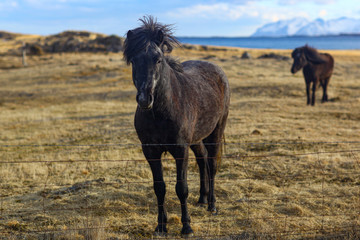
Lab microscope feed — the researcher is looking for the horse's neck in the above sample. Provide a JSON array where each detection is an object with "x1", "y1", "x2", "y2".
[{"x1": 153, "y1": 65, "x2": 176, "y2": 114}]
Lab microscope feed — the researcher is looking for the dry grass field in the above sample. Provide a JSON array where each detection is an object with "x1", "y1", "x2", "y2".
[{"x1": 0, "y1": 34, "x2": 360, "y2": 239}]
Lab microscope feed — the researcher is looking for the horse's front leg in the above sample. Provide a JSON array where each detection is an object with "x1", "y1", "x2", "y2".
[
  {"x1": 305, "y1": 82, "x2": 311, "y2": 105},
  {"x1": 171, "y1": 146, "x2": 193, "y2": 235},
  {"x1": 321, "y1": 77, "x2": 330, "y2": 102},
  {"x1": 143, "y1": 147, "x2": 167, "y2": 235},
  {"x1": 311, "y1": 80, "x2": 317, "y2": 106}
]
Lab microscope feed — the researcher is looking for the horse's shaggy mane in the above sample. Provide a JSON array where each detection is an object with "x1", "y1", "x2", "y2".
[
  {"x1": 165, "y1": 56, "x2": 184, "y2": 73},
  {"x1": 123, "y1": 16, "x2": 182, "y2": 71},
  {"x1": 293, "y1": 45, "x2": 326, "y2": 64},
  {"x1": 305, "y1": 45, "x2": 327, "y2": 64}
]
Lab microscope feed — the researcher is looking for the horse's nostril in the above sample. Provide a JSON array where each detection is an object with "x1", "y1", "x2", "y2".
[{"x1": 136, "y1": 92, "x2": 154, "y2": 109}]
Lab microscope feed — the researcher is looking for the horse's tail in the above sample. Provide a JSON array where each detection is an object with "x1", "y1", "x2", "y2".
[{"x1": 216, "y1": 135, "x2": 226, "y2": 169}]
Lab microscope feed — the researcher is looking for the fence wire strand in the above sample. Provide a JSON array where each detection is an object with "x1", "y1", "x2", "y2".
[{"x1": 1, "y1": 141, "x2": 359, "y2": 239}]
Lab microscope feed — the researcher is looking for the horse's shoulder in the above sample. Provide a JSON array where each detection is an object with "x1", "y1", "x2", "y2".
[{"x1": 179, "y1": 61, "x2": 229, "y2": 95}]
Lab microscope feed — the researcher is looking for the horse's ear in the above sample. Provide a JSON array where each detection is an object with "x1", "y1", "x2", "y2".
[
  {"x1": 127, "y1": 30, "x2": 134, "y2": 39},
  {"x1": 155, "y1": 29, "x2": 164, "y2": 45},
  {"x1": 156, "y1": 29, "x2": 175, "y2": 53}
]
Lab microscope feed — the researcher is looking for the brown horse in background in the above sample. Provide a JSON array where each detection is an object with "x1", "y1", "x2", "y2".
[{"x1": 291, "y1": 45, "x2": 334, "y2": 106}]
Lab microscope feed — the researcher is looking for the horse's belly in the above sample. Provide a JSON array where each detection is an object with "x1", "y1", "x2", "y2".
[{"x1": 191, "y1": 117, "x2": 218, "y2": 142}]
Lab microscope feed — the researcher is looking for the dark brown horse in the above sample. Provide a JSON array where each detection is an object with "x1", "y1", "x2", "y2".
[
  {"x1": 291, "y1": 45, "x2": 334, "y2": 106},
  {"x1": 123, "y1": 16, "x2": 230, "y2": 236}
]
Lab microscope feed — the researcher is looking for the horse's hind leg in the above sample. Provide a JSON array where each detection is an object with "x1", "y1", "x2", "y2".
[
  {"x1": 204, "y1": 119, "x2": 227, "y2": 214},
  {"x1": 143, "y1": 147, "x2": 168, "y2": 235},
  {"x1": 321, "y1": 77, "x2": 330, "y2": 102},
  {"x1": 191, "y1": 142, "x2": 209, "y2": 204},
  {"x1": 306, "y1": 82, "x2": 311, "y2": 105}
]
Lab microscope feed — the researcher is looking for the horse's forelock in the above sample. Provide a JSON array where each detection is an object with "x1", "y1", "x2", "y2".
[
  {"x1": 123, "y1": 28, "x2": 150, "y2": 64},
  {"x1": 140, "y1": 16, "x2": 180, "y2": 52},
  {"x1": 123, "y1": 16, "x2": 180, "y2": 64}
]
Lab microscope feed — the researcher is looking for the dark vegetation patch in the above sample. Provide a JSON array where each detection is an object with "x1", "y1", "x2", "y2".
[
  {"x1": 258, "y1": 53, "x2": 290, "y2": 61},
  {"x1": 4, "y1": 31, "x2": 124, "y2": 55},
  {"x1": 0, "y1": 31, "x2": 20, "y2": 40}
]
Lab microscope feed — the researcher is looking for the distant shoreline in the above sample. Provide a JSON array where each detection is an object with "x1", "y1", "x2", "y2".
[
  {"x1": 2, "y1": 30, "x2": 359, "y2": 51},
  {"x1": 177, "y1": 35, "x2": 360, "y2": 50},
  {"x1": 178, "y1": 34, "x2": 360, "y2": 38}
]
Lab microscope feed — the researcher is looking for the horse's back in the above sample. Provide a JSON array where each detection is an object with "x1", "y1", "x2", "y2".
[
  {"x1": 181, "y1": 60, "x2": 229, "y2": 95},
  {"x1": 179, "y1": 60, "x2": 230, "y2": 142}
]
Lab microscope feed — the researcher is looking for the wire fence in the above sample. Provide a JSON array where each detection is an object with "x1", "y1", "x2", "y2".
[{"x1": 1, "y1": 141, "x2": 360, "y2": 239}]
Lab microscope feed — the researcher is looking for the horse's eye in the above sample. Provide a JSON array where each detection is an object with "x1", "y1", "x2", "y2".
[{"x1": 153, "y1": 55, "x2": 162, "y2": 64}]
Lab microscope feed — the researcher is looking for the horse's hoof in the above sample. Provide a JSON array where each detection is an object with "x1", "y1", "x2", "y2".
[
  {"x1": 154, "y1": 225, "x2": 167, "y2": 236},
  {"x1": 207, "y1": 206, "x2": 218, "y2": 215},
  {"x1": 181, "y1": 232, "x2": 194, "y2": 238},
  {"x1": 197, "y1": 199, "x2": 208, "y2": 208},
  {"x1": 197, "y1": 196, "x2": 208, "y2": 204},
  {"x1": 154, "y1": 231, "x2": 167, "y2": 237},
  {"x1": 197, "y1": 204, "x2": 207, "y2": 210},
  {"x1": 181, "y1": 225, "x2": 194, "y2": 237}
]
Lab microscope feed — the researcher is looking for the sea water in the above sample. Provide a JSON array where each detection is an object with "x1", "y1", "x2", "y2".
[{"x1": 177, "y1": 35, "x2": 360, "y2": 50}]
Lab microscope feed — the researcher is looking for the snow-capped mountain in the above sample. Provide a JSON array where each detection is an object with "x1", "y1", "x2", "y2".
[
  {"x1": 295, "y1": 17, "x2": 360, "y2": 36},
  {"x1": 252, "y1": 18, "x2": 310, "y2": 37},
  {"x1": 252, "y1": 17, "x2": 360, "y2": 37}
]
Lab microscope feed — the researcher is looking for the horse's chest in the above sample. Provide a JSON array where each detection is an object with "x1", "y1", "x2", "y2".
[{"x1": 135, "y1": 114, "x2": 180, "y2": 144}]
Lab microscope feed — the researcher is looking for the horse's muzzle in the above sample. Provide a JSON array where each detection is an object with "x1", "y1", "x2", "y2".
[
  {"x1": 291, "y1": 66, "x2": 298, "y2": 74},
  {"x1": 136, "y1": 92, "x2": 154, "y2": 110}
]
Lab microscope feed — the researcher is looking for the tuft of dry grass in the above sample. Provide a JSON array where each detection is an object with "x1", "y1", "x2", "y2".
[{"x1": 0, "y1": 35, "x2": 360, "y2": 239}]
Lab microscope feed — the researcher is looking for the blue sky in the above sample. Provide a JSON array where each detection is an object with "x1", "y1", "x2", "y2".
[{"x1": 0, "y1": 0, "x2": 359, "y2": 37}]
